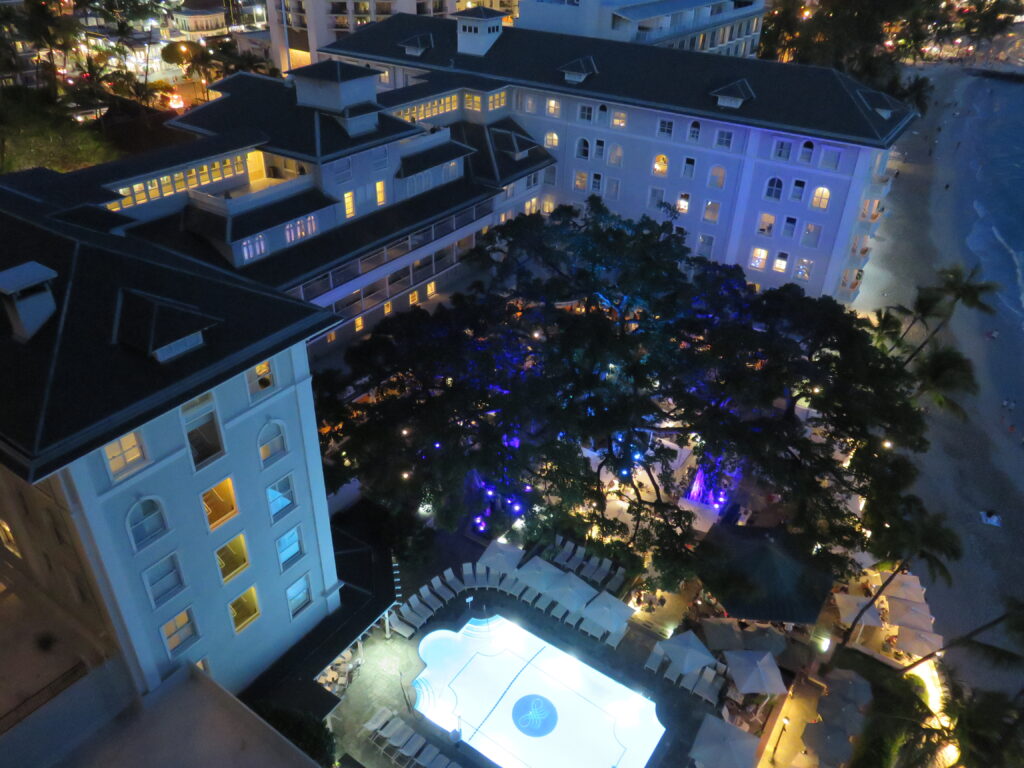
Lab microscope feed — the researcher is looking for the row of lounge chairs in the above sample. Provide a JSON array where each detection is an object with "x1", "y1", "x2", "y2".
[
  {"x1": 362, "y1": 707, "x2": 463, "y2": 768},
  {"x1": 643, "y1": 645, "x2": 727, "y2": 706},
  {"x1": 551, "y1": 536, "x2": 627, "y2": 593}
]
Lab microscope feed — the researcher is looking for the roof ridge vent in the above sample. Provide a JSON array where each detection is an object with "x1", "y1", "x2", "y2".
[
  {"x1": 0, "y1": 261, "x2": 58, "y2": 343},
  {"x1": 710, "y1": 79, "x2": 755, "y2": 109},
  {"x1": 559, "y1": 56, "x2": 598, "y2": 84},
  {"x1": 400, "y1": 33, "x2": 434, "y2": 57}
]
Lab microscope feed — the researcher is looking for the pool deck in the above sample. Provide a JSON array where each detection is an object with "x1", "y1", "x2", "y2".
[{"x1": 329, "y1": 590, "x2": 712, "y2": 768}]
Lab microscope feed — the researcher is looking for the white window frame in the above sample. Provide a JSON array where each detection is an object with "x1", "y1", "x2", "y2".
[
  {"x1": 276, "y1": 524, "x2": 305, "y2": 572},
  {"x1": 258, "y1": 421, "x2": 287, "y2": 468},
  {"x1": 103, "y1": 431, "x2": 148, "y2": 482},
  {"x1": 126, "y1": 497, "x2": 169, "y2": 552},
  {"x1": 246, "y1": 358, "x2": 276, "y2": 401},
  {"x1": 144, "y1": 553, "x2": 185, "y2": 608},
  {"x1": 286, "y1": 573, "x2": 313, "y2": 618},
  {"x1": 181, "y1": 393, "x2": 224, "y2": 472},
  {"x1": 162, "y1": 607, "x2": 198, "y2": 657}
]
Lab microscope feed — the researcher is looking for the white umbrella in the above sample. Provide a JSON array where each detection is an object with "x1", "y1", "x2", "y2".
[
  {"x1": 660, "y1": 631, "x2": 716, "y2": 675},
  {"x1": 895, "y1": 627, "x2": 943, "y2": 658},
  {"x1": 515, "y1": 556, "x2": 562, "y2": 593},
  {"x1": 547, "y1": 571, "x2": 597, "y2": 613},
  {"x1": 689, "y1": 714, "x2": 758, "y2": 768},
  {"x1": 834, "y1": 593, "x2": 883, "y2": 628},
  {"x1": 885, "y1": 597, "x2": 934, "y2": 633},
  {"x1": 583, "y1": 591, "x2": 633, "y2": 634},
  {"x1": 723, "y1": 650, "x2": 788, "y2": 696},
  {"x1": 478, "y1": 539, "x2": 523, "y2": 575},
  {"x1": 883, "y1": 573, "x2": 927, "y2": 602},
  {"x1": 742, "y1": 625, "x2": 788, "y2": 656}
]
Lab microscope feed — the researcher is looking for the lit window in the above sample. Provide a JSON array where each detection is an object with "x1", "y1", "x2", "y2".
[
  {"x1": 383, "y1": 300, "x2": 393, "y2": 315},
  {"x1": 145, "y1": 554, "x2": 184, "y2": 607},
  {"x1": 276, "y1": 525, "x2": 304, "y2": 570},
  {"x1": 709, "y1": 166, "x2": 726, "y2": 189},
  {"x1": 649, "y1": 188, "x2": 664, "y2": 208},
  {"x1": 525, "y1": 197, "x2": 539, "y2": 214},
  {"x1": 258, "y1": 422, "x2": 286, "y2": 466},
  {"x1": 657, "y1": 119, "x2": 673, "y2": 138},
  {"x1": 286, "y1": 575, "x2": 313, "y2": 617},
  {"x1": 749, "y1": 248, "x2": 768, "y2": 269},
  {"x1": 344, "y1": 191, "x2": 355, "y2": 218},
  {"x1": 774, "y1": 140, "x2": 792, "y2": 161},
  {"x1": 229, "y1": 586, "x2": 260, "y2": 633},
  {"x1": 821, "y1": 148, "x2": 841, "y2": 170},
  {"x1": 546, "y1": 98, "x2": 560, "y2": 117},
  {"x1": 354, "y1": 316, "x2": 365, "y2": 332},
  {"x1": 379, "y1": 69, "x2": 390, "y2": 84},
  {"x1": 246, "y1": 360, "x2": 275, "y2": 400},
  {"x1": 688, "y1": 121, "x2": 701, "y2": 141},
  {"x1": 0, "y1": 519, "x2": 20, "y2": 558},
  {"x1": 811, "y1": 186, "x2": 831, "y2": 210},
  {"x1": 285, "y1": 215, "x2": 317, "y2": 243},
  {"x1": 487, "y1": 91, "x2": 506, "y2": 110},
  {"x1": 267, "y1": 475, "x2": 296, "y2": 521},
  {"x1": 241, "y1": 234, "x2": 267, "y2": 262},
  {"x1": 326, "y1": 331, "x2": 337, "y2": 343},
  {"x1": 783, "y1": 216, "x2": 797, "y2": 237},
  {"x1": 104, "y1": 432, "x2": 146, "y2": 479},
  {"x1": 716, "y1": 130, "x2": 733, "y2": 149},
  {"x1": 127, "y1": 499, "x2": 167, "y2": 551},
  {"x1": 703, "y1": 201, "x2": 720, "y2": 223},
  {"x1": 799, "y1": 140, "x2": 814, "y2": 163},
  {"x1": 409, "y1": 290, "x2": 420, "y2": 306},
  {"x1": 791, "y1": 180, "x2": 806, "y2": 201},
  {"x1": 544, "y1": 131, "x2": 559, "y2": 148},
  {"x1": 697, "y1": 234, "x2": 714, "y2": 258},
  {"x1": 795, "y1": 258, "x2": 813, "y2": 280},
  {"x1": 578, "y1": 104, "x2": 593, "y2": 122},
  {"x1": 216, "y1": 534, "x2": 249, "y2": 583},
  {"x1": 765, "y1": 177, "x2": 783, "y2": 200},
  {"x1": 426, "y1": 281, "x2": 437, "y2": 297},
  {"x1": 162, "y1": 608, "x2": 197, "y2": 655},
  {"x1": 757, "y1": 212, "x2": 775, "y2": 236},
  {"x1": 801, "y1": 222, "x2": 822, "y2": 248},
  {"x1": 376, "y1": 180, "x2": 386, "y2": 206},
  {"x1": 542, "y1": 198, "x2": 555, "y2": 214},
  {"x1": 576, "y1": 138, "x2": 590, "y2": 160},
  {"x1": 574, "y1": 171, "x2": 588, "y2": 191},
  {"x1": 196, "y1": 658, "x2": 210, "y2": 673},
  {"x1": 611, "y1": 111, "x2": 627, "y2": 128},
  {"x1": 608, "y1": 144, "x2": 623, "y2": 166},
  {"x1": 202, "y1": 477, "x2": 238, "y2": 531},
  {"x1": 676, "y1": 193, "x2": 690, "y2": 214},
  {"x1": 182, "y1": 393, "x2": 223, "y2": 470},
  {"x1": 773, "y1": 251, "x2": 789, "y2": 273},
  {"x1": 652, "y1": 154, "x2": 668, "y2": 177}
]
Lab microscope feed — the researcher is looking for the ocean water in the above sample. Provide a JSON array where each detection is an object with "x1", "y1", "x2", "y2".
[{"x1": 962, "y1": 79, "x2": 1024, "y2": 320}]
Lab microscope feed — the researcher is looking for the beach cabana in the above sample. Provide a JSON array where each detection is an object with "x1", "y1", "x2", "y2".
[
  {"x1": 723, "y1": 650, "x2": 787, "y2": 696},
  {"x1": 660, "y1": 631, "x2": 716, "y2": 675},
  {"x1": 701, "y1": 618, "x2": 745, "y2": 651},
  {"x1": 834, "y1": 593, "x2": 883, "y2": 627},
  {"x1": 689, "y1": 714, "x2": 758, "y2": 768}
]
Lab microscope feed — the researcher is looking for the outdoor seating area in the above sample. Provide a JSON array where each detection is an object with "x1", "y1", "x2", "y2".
[{"x1": 362, "y1": 707, "x2": 466, "y2": 768}]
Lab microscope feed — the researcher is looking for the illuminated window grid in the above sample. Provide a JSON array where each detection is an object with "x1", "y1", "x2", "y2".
[
  {"x1": 487, "y1": 90, "x2": 506, "y2": 110},
  {"x1": 344, "y1": 191, "x2": 355, "y2": 218},
  {"x1": 108, "y1": 154, "x2": 246, "y2": 211},
  {"x1": 393, "y1": 93, "x2": 459, "y2": 122},
  {"x1": 376, "y1": 180, "x2": 386, "y2": 206}
]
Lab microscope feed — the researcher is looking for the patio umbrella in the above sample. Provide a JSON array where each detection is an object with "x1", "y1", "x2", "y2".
[
  {"x1": 546, "y1": 571, "x2": 597, "y2": 613},
  {"x1": 881, "y1": 572, "x2": 927, "y2": 602},
  {"x1": 723, "y1": 650, "x2": 787, "y2": 696},
  {"x1": 817, "y1": 694, "x2": 866, "y2": 736},
  {"x1": 885, "y1": 597, "x2": 934, "y2": 633},
  {"x1": 689, "y1": 713, "x2": 759, "y2": 768},
  {"x1": 895, "y1": 627, "x2": 943, "y2": 658},
  {"x1": 823, "y1": 669, "x2": 872, "y2": 710},
  {"x1": 742, "y1": 625, "x2": 788, "y2": 656},
  {"x1": 478, "y1": 539, "x2": 523, "y2": 575},
  {"x1": 834, "y1": 593, "x2": 883, "y2": 628},
  {"x1": 802, "y1": 721, "x2": 853, "y2": 767},
  {"x1": 659, "y1": 631, "x2": 716, "y2": 675},
  {"x1": 583, "y1": 591, "x2": 633, "y2": 633},
  {"x1": 701, "y1": 618, "x2": 745, "y2": 651},
  {"x1": 515, "y1": 556, "x2": 562, "y2": 593}
]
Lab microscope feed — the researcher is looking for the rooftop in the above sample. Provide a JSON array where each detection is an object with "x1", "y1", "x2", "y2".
[
  {"x1": 288, "y1": 59, "x2": 383, "y2": 83},
  {"x1": 323, "y1": 14, "x2": 915, "y2": 148}
]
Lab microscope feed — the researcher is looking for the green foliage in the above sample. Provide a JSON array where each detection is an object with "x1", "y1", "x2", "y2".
[{"x1": 251, "y1": 704, "x2": 336, "y2": 767}]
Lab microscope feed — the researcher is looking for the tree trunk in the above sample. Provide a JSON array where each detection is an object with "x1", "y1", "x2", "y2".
[
  {"x1": 903, "y1": 315, "x2": 950, "y2": 366},
  {"x1": 836, "y1": 559, "x2": 908, "y2": 652},
  {"x1": 901, "y1": 610, "x2": 1009, "y2": 675}
]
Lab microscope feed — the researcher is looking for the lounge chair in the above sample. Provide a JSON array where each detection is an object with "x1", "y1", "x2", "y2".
[
  {"x1": 521, "y1": 587, "x2": 540, "y2": 605},
  {"x1": 664, "y1": 662, "x2": 684, "y2": 686},
  {"x1": 372, "y1": 716, "x2": 405, "y2": 747},
  {"x1": 605, "y1": 624, "x2": 628, "y2": 648},
  {"x1": 579, "y1": 556, "x2": 600, "y2": 581},
  {"x1": 553, "y1": 542, "x2": 575, "y2": 567},
  {"x1": 563, "y1": 611, "x2": 584, "y2": 628},
  {"x1": 535, "y1": 595, "x2": 555, "y2": 613},
  {"x1": 680, "y1": 668, "x2": 701, "y2": 691},
  {"x1": 362, "y1": 706, "x2": 393, "y2": 732},
  {"x1": 500, "y1": 577, "x2": 525, "y2": 597},
  {"x1": 419, "y1": 585, "x2": 443, "y2": 613},
  {"x1": 550, "y1": 605, "x2": 569, "y2": 621},
  {"x1": 409, "y1": 594, "x2": 434, "y2": 620},
  {"x1": 397, "y1": 733, "x2": 427, "y2": 765},
  {"x1": 606, "y1": 567, "x2": 627, "y2": 594},
  {"x1": 485, "y1": 568, "x2": 502, "y2": 589},
  {"x1": 414, "y1": 745, "x2": 441, "y2": 767},
  {"x1": 644, "y1": 645, "x2": 666, "y2": 673},
  {"x1": 442, "y1": 568, "x2": 466, "y2": 593},
  {"x1": 388, "y1": 611, "x2": 416, "y2": 639},
  {"x1": 431, "y1": 576, "x2": 456, "y2": 602},
  {"x1": 565, "y1": 548, "x2": 586, "y2": 571},
  {"x1": 580, "y1": 618, "x2": 606, "y2": 639},
  {"x1": 591, "y1": 558, "x2": 613, "y2": 584},
  {"x1": 428, "y1": 756, "x2": 451, "y2": 768},
  {"x1": 461, "y1": 562, "x2": 480, "y2": 589},
  {"x1": 398, "y1": 605, "x2": 427, "y2": 629},
  {"x1": 382, "y1": 723, "x2": 414, "y2": 756}
]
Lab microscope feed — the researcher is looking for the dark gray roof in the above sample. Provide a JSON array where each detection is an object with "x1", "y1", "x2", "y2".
[
  {"x1": 288, "y1": 59, "x2": 382, "y2": 82},
  {"x1": 0, "y1": 190, "x2": 334, "y2": 482},
  {"x1": 171, "y1": 72, "x2": 423, "y2": 161},
  {"x1": 323, "y1": 14, "x2": 915, "y2": 148},
  {"x1": 396, "y1": 141, "x2": 476, "y2": 178},
  {"x1": 450, "y1": 118, "x2": 552, "y2": 187},
  {"x1": 375, "y1": 70, "x2": 505, "y2": 108},
  {"x1": 230, "y1": 188, "x2": 338, "y2": 241}
]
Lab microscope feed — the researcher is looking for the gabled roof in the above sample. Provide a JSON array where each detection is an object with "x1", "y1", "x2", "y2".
[
  {"x1": 395, "y1": 141, "x2": 476, "y2": 178},
  {"x1": 449, "y1": 117, "x2": 553, "y2": 188},
  {"x1": 0, "y1": 190, "x2": 334, "y2": 482},
  {"x1": 710, "y1": 78, "x2": 755, "y2": 102},
  {"x1": 288, "y1": 59, "x2": 382, "y2": 83},
  {"x1": 323, "y1": 14, "x2": 915, "y2": 148}
]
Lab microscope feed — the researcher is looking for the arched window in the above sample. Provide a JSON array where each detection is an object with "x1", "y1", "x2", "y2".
[
  {"x1": 765, "y1": 177, "x2": 783, "y2": 200},
  {"x1": 576, "y1": 138, "x2": 590, "y2": 160},
  {"x1": 127, "y1": 499, "x2": 168, "y2": 551},
  {"x1": 544, "y1": 132, "x2": 559, "y2": 149},
  {"x1": 709, "y1": 165, "x2": 726, "y2": 189},
  {"x1": 258, "y1": 422, "x2": 287, "y2": 466},
  {"x1": 811, "y1": 186, "x2": 831, "y2": 210},
  {"x1": 688, "y1": 121, "x2": 701, "y2": 141},
  {"x1": 799, "y1": 140, "x2": 814, "y2": 163},
  {"x1": 652, "y1": 154, "x2": 669, "y2": 177},
  {"x1": 597, "y1": 104, "x2": 608, "y2": 123}
]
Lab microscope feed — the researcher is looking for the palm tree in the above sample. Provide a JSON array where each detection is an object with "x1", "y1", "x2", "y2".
[
  {"x1": 902, "y1": 596, "x2": 1024, "y2": 675},
  {"x1": 185, "y1": 46, "x2": 216, "y2": 100},
  {"x1": 837, "y1": 498, "x2": 962, "y2": 651},
  {"x1": 888, "y1": 286, "x2": 946, "y2": 355},
  {"x1": 910, "y1": 344, "x2": 978, "y2": 420},
  {"x1": 870, "y1": 307, "x2": 904, "y2": 351},
  {"x1": 903, "y1": 265, "x2": 999, "y2": 365}
]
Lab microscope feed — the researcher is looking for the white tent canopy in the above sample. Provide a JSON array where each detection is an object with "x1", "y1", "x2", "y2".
[
  {"x1": 895, "y1": 627, "x2": 943, "y2": 658},
  {"x1": 659, "y1": 631, "x2": 716, "y2": 675},
  {"x1": 515, "y1": 556, "x2": 562, "y2": 593},
  {"x1": 885, "y1": 597, "x2": 934, "y2": 633},
  {"x1": 723, "y1": 650, "x2": 788, "y2": 696},
  {"x1": 882, "y1": 572, "x2": 927, "y2": 602},
  {"x1": 546, "y1": 571, "x2": 598, "y2": 613},
  {"x1": 478, "y1": 539, "x2": 523, "y2": 575},
  {"x1": 689, "y1": 714, "x2": 758, "y2": 768},
  {"x1": 834, "y1": 593, "x2": 883, "y2": 628},
  {"x1": 583, "y1": 591, "x2": 633, "y2": 634}
]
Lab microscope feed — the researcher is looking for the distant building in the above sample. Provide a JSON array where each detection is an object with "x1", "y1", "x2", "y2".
[
  {"x1": 172, "y1": 0, "x2": 230, "y2": 40},
  {"x1": 516, "y1": 0, "x2": 765, "y2": 56}
]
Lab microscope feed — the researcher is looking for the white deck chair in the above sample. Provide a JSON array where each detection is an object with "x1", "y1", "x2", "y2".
[
  {"x1": 414, "y1": 745, "x2": 441, "y2": 767},
  {"x1": 680, "y1": 668, "x2": 700, "y2": 691},
  {"x1": 388, "y1": 612, "x2": 416, "y2": 639},
  {"x1": 550, "y1": 604, "x2": 569, "y2": 621},
  {"x1": 409, "y1": 594, "x2": 434, "y2": 619},
  {"x1": 419, "y1": 585, "x2": 443, "y2": 613},
  {"x1": 605, "y1": 624, "x2": 628, "y2": 648},
  {"x1": 565, "y1": 548, "x2": 586, "y2": 571},
  {"x1": 664, "y1": 662, "x2": 684, "y2": 686},
  {"x1": 553, "y1": 542, "x2": 575, "y2": 567},
  {"x1": 398, "y1": 604, "x2": 427, "y2": 629},
  {"x1": 398, "y1": 733, "x2": 427, "y2": 764},
  {"x1": 500, "y1": 576, "x2": 524, "y2": 596},
  {"x1": 427, "y1": 755, "x2": 450, "y2": 768},
  {"x1": 606, "y1": 567, "x2": 627, "y2": 593},
  {"x1": 485, "y1": 568, "x2": 502, "y2": 589},
  {"x1": 372, "y1": 716, "x2": 405, "y2": 747},
  {"x1": 430, "y1": 576, "x2": 456, "y2": 602},
  {"x1": 442, "y1": 568, "x2": 466, "y2": 593},
  {"x1": 521, "y1": 587, "x2": 540, "y2": 605},
  {"x1": 534, "y1": 595, "x2": 555, "y2": 613},
  {"x1": 578, "y1": 556, "x2": 600, "y2": 581},
  {"x1": 644, "y1": 645, "x2": 666, "y2": 673},
  {"x1": 592, "y1": 558, "x2": 613, "y2": 585},
  {"x1": 362, "y1": 706, "x2": 394, "y2": 732},
  {"x1": 382, "y1": 723, "x2": 414, "y2": 756},
  {"x1": 580, "y1": 618, "x2": 606, "y2": 639},
  {"x1": 563, "y1": 611, "x2": 584, "y2": 628},
  {"x1": 461, "y1": 562, "x2": 479, "y2": 589}
]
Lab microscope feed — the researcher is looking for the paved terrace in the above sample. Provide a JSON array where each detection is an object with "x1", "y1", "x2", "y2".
[{"x1": 330, "y1": 589, "x2": 712, "y2": 768}]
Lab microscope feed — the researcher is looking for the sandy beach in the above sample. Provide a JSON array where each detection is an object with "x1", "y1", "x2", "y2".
[{"x1": 853, "y1": 63, "x2": 1024, "y2": 695}]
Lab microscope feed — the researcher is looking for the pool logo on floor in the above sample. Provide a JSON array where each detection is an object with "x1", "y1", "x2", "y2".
[{"x1": 512, "y1": 695, "x2": 558, "y2": 737}]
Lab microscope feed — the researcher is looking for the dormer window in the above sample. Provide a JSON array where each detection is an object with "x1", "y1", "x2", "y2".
[
  {"x1": 710, "y1": 79, "x2": 755, "y2": 109},
  {"x1": 559, "y1": 56, "x2": 598, "y2": 85},
  {"x1": 153, "y1": 331, "x2": 204, "y2": 362}
]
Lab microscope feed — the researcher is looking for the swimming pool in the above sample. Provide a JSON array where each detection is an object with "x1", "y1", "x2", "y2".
[{"x1": 412, "y1": 615, "x2": 665, "y2": 768}]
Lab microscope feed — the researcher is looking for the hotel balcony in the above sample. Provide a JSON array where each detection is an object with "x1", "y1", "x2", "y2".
[
  {"x1": 854, "y1": 211, "x2": 884, "y2": 238},
  {"x1": 187, "y1": 175, "x2": 314, "y2": 217},
  {"x1": 865, "y1": 175, "x2": 893, "y2": 199}
]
